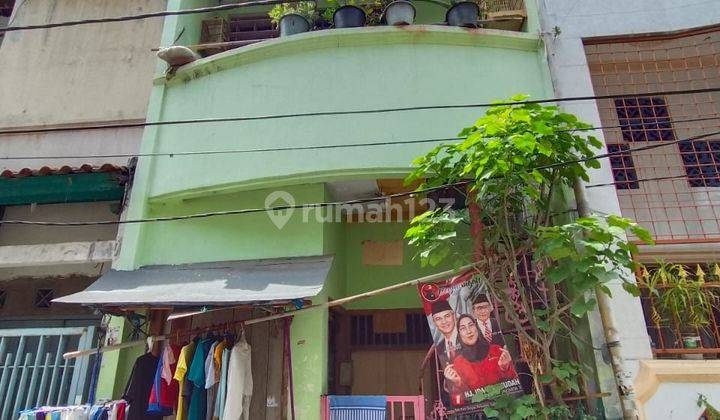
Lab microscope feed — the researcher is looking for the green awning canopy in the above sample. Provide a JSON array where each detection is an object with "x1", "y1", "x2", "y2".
[{"x1": 0, "y1": 172, "x2": 125, "y2": 206}]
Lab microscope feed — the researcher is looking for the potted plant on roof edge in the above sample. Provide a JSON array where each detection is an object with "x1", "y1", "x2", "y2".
[
  {"x1": 323, "y1": 0, "x2": 383, "y2": 28},
  {"x1": 639, "y1": 262, "x2": 720, "y2": 359},
  {"x1": 269, "y1": 2, "x2": 318, "y2": 36},
  {"x1": 383, "y1": 0, "x2": 416, "y2": 26},
  {"x1": 446, "y1": 0, "x2": 481, "y2": 27}
]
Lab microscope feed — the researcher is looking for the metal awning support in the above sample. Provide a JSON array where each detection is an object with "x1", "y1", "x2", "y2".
[{"x1": 62, "y1": 263, "x2": 475, "y2": 360}]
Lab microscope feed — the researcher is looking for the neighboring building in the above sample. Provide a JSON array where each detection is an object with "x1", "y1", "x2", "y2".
[
  {"x1": 0, "y1": 0, "x2": 165, "y2": 414},
  {"x1": 539, "y1": 1, "x2": 720, "y2": 418}
]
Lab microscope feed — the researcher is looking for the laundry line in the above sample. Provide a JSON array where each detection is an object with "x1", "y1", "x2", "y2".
[{"x1": 63, "y1": 263, "x2": 477, "y2": 360}]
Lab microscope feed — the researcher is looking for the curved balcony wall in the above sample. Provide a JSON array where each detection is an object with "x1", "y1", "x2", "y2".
[{"x1": 145, "y1": 25, "x2": 551, "y2": 201}]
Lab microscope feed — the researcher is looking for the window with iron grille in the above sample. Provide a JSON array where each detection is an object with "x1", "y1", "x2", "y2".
[
  {"x1": 679, "y1": 139, "x2": 720, "y2": 188},
  {"x1": 0, "y1": 0, "x2": 14, "y2": 17},
  {"x1": 607, "y1": 144, "x2": 639, "y2": 189},
  {"x1": 228, "y1": 14, "x2": 278, "y2": 47},
  {"x1": 349, "y1": 312, "x2": 432, "y2": 348},
  {"x1": 614, "y1": 97, "x2": 675, "y2": 142},
  {"x1": 35, "y1": 289, "x2": 54, "y2": 308},
  {"x1": 0, "y1": 289, "x2": 6, "y2": 309}
]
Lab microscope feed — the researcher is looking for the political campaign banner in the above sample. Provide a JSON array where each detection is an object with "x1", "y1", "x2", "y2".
[{"x1": 419, "y1": 271, "x2": 524, "y2": 414}]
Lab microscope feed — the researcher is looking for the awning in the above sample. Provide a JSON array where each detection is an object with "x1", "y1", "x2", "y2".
[{"x1": 54, "y1": 255, "x2": 333, "y2": 307}]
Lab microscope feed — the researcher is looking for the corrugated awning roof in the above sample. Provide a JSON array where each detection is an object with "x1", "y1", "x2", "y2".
[
  {"x1": 54, "y1": 255, "x2": 333, "y2": 307},
  {"x1": 0, "y1": 164, "x2": 127, "y2": 179}
]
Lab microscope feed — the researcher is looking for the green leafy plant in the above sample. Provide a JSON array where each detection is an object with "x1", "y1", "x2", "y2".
[
  {"x1": 404, "y1": 95, "x2": 655, "y2": 416},
  {"x1": 269, "y1": 1, "x2": 318, "y2": 25},
  {"x1": 699, "y1": 394, "x2": 720, "y2": 420},
  {"x1": 638, "y1": 262, "x2": 720, "y2": 337}
]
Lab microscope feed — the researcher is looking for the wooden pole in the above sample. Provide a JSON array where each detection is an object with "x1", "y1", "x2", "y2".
[{"x1": 63, "y1": 263, "x2": 476, "y2": 359}]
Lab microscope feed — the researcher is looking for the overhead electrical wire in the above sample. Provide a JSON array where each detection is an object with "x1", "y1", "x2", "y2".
[
  {"x1": 1, "y1": 87, "x2": 719, "y2": 137},
  {"x1": 3, "y1": 128, "x2": 720, "y2": 227},
  {"x1": 2, "y1": 115, "x2": 718, "y2": 161},
  {"x1": 0, "y1": 0, "x2": 308, "y2": 33}
]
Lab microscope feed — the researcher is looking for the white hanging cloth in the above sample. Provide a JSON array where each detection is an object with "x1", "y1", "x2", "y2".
[{"x1": 222, "y1": 334, "x2": 253, "y2": 420}]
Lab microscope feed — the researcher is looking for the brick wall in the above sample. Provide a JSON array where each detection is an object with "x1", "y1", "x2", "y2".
[{"x1": 585, "y1": 27, "x2": 720, "y2": 241}]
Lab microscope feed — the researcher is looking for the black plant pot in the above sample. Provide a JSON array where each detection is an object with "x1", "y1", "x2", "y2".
[
  {"x1": 383, "y1": 0, "x2": 416, "y2": 25},
  {"x1": 333, "y1": 5, "x2": 366, "y2": 28},
  {"x1": 279, "y1": 13, "x2": 311, "y2": 36},
  {"x1": 446, "y1": 1, "x2": 479, "y2": 27}
]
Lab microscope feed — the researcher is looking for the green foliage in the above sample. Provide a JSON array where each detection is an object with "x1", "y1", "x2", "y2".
[
  {"x1": 322, "y1": 0, "x2": 383, "y2": 25},
  {"x1": 404, "y1": 95, "x2": 657, "y2": 417},
  {"x1": 535, "y1": 215, "x2": 653, "y2": 310},
  {"x1": 638, "y1": 262, "x2": 720, "y2": 330},
  {"x1": 405, "y1": 208, "x2": 466, "y2": 266},
  {"x1": 269, "y1": 1, "x2": 318, "y2": 25},
  {"x1": 698, "y1": 394, "x2": 720, "y2": 420},
  {"x1": 478, "y1": 388, "x2": 571, "y2": 420}
]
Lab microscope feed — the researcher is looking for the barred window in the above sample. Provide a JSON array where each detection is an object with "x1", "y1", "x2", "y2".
[
  {"x1": 679, "y1": 139, "x2": 720, "y2": 188},
  {"x1": 607, "y1": 144, "x2": 639, "y2": 189},
  {"x1": 614, "y1": 97, "x2": 675, "y2": 142}
]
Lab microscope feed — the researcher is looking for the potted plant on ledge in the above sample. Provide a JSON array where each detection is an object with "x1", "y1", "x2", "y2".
[
  {"x1": 269, "y1": 2, "x2": 318, "y2": 36},
  {"x1": 382, "y1": 0, "x2": 416, "y2": 25},
  {"x1": 323, "y1": 0, "x2": 383, "y2": 28},
  {"x1": 639, "y1": 262, "x2": 720, "y2": 358},
  {"x1": 446, "y1": 0, "x2": 481, "y2": 27}
]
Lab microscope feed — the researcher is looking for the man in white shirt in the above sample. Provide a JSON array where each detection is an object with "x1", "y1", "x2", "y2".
[{"x1": 472, "y1": 294, "x2": 505, "y2": 347}]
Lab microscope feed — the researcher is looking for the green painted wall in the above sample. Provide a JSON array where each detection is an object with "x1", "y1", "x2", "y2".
[
  {"x1": 136, "y1": 184, "x2": 327, "y2": 266},
  {"x1": 147, "y1": 27, "x2": 550, "y2": 201},
  {"x1": 100, "y1": 4, "x2": 554, "y2": 414}
]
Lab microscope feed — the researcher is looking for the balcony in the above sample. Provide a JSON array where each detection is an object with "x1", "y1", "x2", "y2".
[
  {"x1": 182, "y1": 0, "x2": 529, "y2": 57},
  {"x1": 145, "y1": 0, "x2": 544, "y2": 202}
]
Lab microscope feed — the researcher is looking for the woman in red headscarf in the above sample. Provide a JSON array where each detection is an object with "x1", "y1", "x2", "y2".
[{"x1": 443, "y1": 314, "x2": 517, "y2": 401}]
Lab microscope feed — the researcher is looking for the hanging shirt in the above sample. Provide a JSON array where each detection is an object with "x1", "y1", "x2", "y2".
[
  {"x1": 213, "y1": 347, "x2": 230, "y2": 420},
  {"x1": 174, "y1": 341, "x2": 197, "y2": 420},
  {"x1": 148, "y1": 344, "x2": 180, "y2": 416},
  {"x1": 187, "y1": 338, "x2": 214, "y2": 420},
  {"x1": 204, "y1": 341, "x2": 220, "y2": 420},
  {"x1": 222, "y1": 337, "x2": 253, "y2": 420},
  {"x1": 123, "y1": 353, "x2": 163, "y2": 420}
]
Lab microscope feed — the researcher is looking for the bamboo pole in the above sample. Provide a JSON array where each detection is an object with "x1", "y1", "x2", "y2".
[{"x1": 63, "y1": 263, "x2": 476, "y2": 359}]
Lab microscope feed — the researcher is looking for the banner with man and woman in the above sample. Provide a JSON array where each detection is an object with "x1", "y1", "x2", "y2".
[{"x1": 419, "y1": 271, "x2": 524, "y2": 415}]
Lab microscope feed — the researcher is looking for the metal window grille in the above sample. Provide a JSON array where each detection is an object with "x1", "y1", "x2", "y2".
[
  {"x1": 34, "y1": 289, "x2": 54, "y2": 309},
  {"x1": 0, "y1": 327, "x2": 97, "y2": 419},
  {"x1": 614, "y1": 97, "x2": 675, "y2": 142},
  {"x1": 349, "y1": 313, "x2": 432, "y2": 348},
  {"x1": 0, "y1": 290, "x2": 6, "y2": 309},
  {"x1": 607, "y1": 144, "x2": 640, "y2": 189},
  {"x1": 0, "y1": 0, "x2": 13, "y2": 18},
  {"x1": 638, "y1": 264, "x2": 720, "y2": 357},
  {"x1": 585, "y1": 27, "x2": 720, "y2": 241},
  {"x1": 228, "y1": 14, "x2": 278, "y2": 46},
  {"x1": 678, "y1": 139, "x2": 720, "y2": 187}
]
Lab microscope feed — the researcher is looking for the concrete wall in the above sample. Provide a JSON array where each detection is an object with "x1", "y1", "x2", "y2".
[
  {"x1": 0, "y1": 201, "x2": 119, "y2": 246},
  {"x1": 0, "y1": 0, "x2": 165, "y2": 173},
  {"x1": 0, "y1": 0, "x2": 166, "y2": 127},
  {"x1": 538, "y1": 1, "x2": 720, "y2": 418}
]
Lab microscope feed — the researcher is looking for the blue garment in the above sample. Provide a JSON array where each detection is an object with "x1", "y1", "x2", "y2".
[
  {"x1": 214, "y1": 347, "x2": 230, "y2": 419},
  {"x1": 147, "y1": 348, "x2": 173, "y2": 416},
  {"x1": 187, "y1": 338, "x2": 213, "y2": 420},
  {"x1": 328, "y1": 395, "x2": 387, "y2": 420}
]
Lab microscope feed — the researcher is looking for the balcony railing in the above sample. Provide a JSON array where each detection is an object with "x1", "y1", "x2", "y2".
[
  {"x1": 321, "y1": 395, "x2": 426, "y2": 420},
  {"x1": 196, "y1": 0, "x2": 527, "y2": 57}
]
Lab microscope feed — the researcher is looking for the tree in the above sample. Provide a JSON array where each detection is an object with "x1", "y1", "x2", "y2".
[{"x1": 404, "y1": 96, "x2": 653, "y2": 418}]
